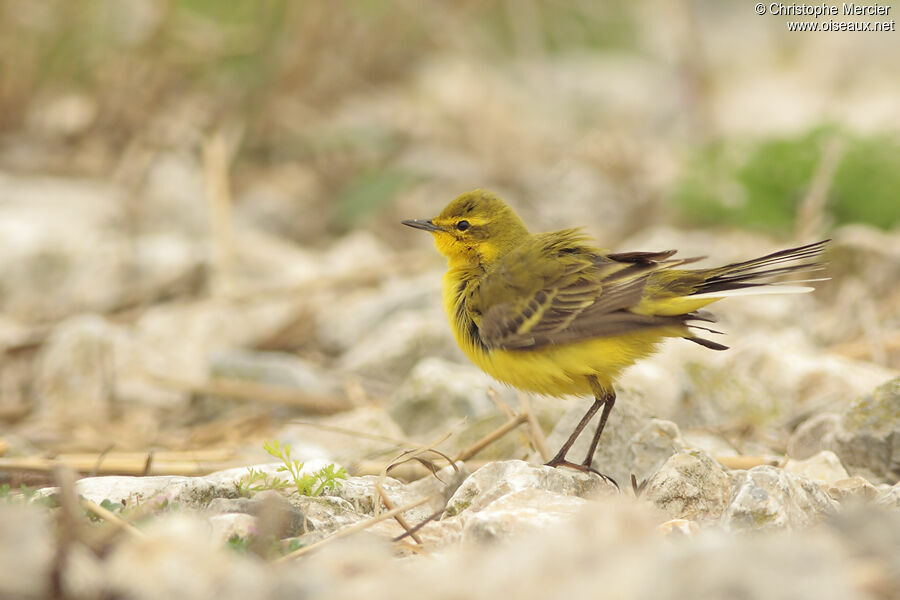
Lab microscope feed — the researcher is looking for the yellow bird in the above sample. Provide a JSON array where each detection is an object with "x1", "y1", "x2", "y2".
[{"x1": 403, "y1": 189, "x2": 827, "y2": 485}]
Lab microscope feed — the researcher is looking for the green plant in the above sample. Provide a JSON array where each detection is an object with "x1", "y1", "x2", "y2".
[
  {"x1": 234, "y1": 466, "x2": 291, "y2": 497},
  {"x1": 673, "y1": 127, "x2": 900, "y2": 232},
  {"x1": 262, "y1": 440, "x2": 348, "y2": 497}
]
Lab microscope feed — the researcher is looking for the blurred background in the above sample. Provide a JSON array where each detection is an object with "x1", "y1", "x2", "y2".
[{"x1": 0, "y1": 0, "x2": 897, "y2": 484}]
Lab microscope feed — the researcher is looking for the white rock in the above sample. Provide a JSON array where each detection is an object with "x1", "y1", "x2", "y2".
[
  {"x1": 388, "y1": 357, "x2": 516, "y2": 435},
  {"x1": 827, "y1": 477, "x2": 880, "y2": 503},
  {"x1": 627, "y1": 419, "x2": 687, "y2": 485},
  {"x1": 784, "y1": 450, "x2": 849, "y2": 486},
  {"x1": 70, "y1": 475, "x2": 225, "y2": 509},
  {"x1": 316, "y1": 273, "x2": 441, "y2": 353},
  {"x1": 722, "y1": 466, "x2": 838, "y2": 532},
  {"x1": 790, "y1": 378, "x2": 900, "y2": 484},
  {"x1": 445, "y1": 460, "x2": 613, "y2": 517},
  {"x1": 338, "y1": 308, "x2": 460, "y2": 378},
  {"x1": 208, "y1": 513, "x2": 258, "y2": 546},
  {"x1": 643, "y1": 448, "x2": 731, "y2": 521},
  {"x1": 209, "y1": 349, "x2": 341, "y2": 396},
  {"x1": 546, "y1": 395, "x2": 652, "y2": 487},
  {"x1": 0, "y1": 505, "x2": 54, "y2": 599},
  {"x1": 105, "y1": 514, "x2": 266, "y2": 600},
  {"x1": 461, "y1": 488, "x2": 588, "y2": 544}
]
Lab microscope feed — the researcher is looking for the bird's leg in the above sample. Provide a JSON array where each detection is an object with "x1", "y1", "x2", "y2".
[
  {"x1": 544, "y1": 378, "x2": 619, "y2": 489},
  {"x1": 581, "y1": 386, "x2": 616, "y2": 469},
  {"x1": 544, "y1": 397, "x2": 603, "y2": 468}
]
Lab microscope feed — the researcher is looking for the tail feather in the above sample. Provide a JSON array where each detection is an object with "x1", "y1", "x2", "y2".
[{"x1": 692, "y1": 240, "x2": 829, "y2": 297}]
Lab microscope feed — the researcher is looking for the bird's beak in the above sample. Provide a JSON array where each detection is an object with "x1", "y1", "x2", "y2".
[{"x1": 402, "y1": 219, "x2": 441, "y2": 232}]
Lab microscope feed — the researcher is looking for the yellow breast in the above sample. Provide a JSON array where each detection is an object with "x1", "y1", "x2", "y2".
[{"x1": 442, "y1": 271, "x2": 670, "y2": 397}]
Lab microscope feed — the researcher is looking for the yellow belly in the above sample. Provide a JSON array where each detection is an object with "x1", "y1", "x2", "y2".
[
  {"x1": 461, "y1": 329, "x2": 670, "y2": 396},
  {"x1": 442, "y1": 270, "x2": 679, "y2": 397}
]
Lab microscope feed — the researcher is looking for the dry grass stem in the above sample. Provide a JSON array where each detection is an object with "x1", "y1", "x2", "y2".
[
  {"x1": 486, "y1": 388, "x2": 516, "y2": 418},
  {"x1": 288, "y1": 420, "x2": 419, "y2": 448},
  {"x1": 82, "y1": 499, "x2": 145, "y2": 539},
  {"x1": 276, "y1": 495, "x2": 434, "y2": 562},
  {"x1": 796, "y1": 136, "x2": 844, "y2": 241},
  {"x1": 375, "y1": 480, "x2": 423, "y2": 545},
  {"x1": 203, "y1": 128, "x2": 239, "y2": 298},
  {"x1": 518, "y1": 392, "x2": 549, "y2": 462},
  {"x1": 453, "y1": 414, "x2": 528, "y2": 462},
  {"x1": 150, "y1": 374, "x2": 353, "y2": 413},
  {"x1": 0, "y1": 452, "x2": 241, "y2": 477}
]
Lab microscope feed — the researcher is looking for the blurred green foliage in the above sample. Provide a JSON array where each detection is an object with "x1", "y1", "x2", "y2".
[{"x1": 674, "y1": 128, "x2": 900, "y2": 232}]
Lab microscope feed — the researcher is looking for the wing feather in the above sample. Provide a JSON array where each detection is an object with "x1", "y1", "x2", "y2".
[{"x1": 471, "y1": 233, "x2": 689, "y2": 350}]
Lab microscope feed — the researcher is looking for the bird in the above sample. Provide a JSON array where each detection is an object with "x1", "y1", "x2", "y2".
[{"x1": 402, "y1": 189, "x2": 828, "y2": 485}]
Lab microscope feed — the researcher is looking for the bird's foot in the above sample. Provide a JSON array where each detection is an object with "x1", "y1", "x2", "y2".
[{"x1": 544, "y1": 458, "x2": 619, "y2": 490}]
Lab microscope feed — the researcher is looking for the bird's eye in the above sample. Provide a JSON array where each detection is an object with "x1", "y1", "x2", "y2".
[{"x1": 456, "y1": 220, "x2": 470, "y2": 231}]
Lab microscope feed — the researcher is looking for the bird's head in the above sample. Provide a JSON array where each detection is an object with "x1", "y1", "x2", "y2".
[{"x1": 403, "y1": 189, "x2": 530, "y2": 268}]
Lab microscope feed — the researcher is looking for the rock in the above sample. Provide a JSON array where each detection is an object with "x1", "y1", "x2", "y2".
[
  {"x1": 105, "y1": 514, "x2": 266, "y2": 600},
  {"x1": 405, "y1": 462, "x2": 472, "y2": 510},
  {"x1": 642, "y1": 448, "x2": 731, "y2": 521},
  {"x1": 209, "y1": 350, "x2": 342, "y2": 397},
  {"x1": 790, "y1": 378, "x2": 900, "y2": 484},
  {"x1": 830, "y1": 377, "x2": 900, "y2": 484},
  {"x1": 876, "y1": 482, "x2": 900, "y2": 509},
  {"x1": 460, "y1": 488, "x2": 588, "y2": 544},
  {"x1": 784, "y1": 450, "x2": 849, "y2": 486},
  {"x1": 68, "y1": 474, "x2": 235, "y2": 509},
  {"x1": 208, "y1": 513, "x2": 258, "y2": 546},
  {"x1": 658, "y1": 518, "x2": 699, "y2": 538},
  {"x1": 546, "y1": 393, "x2": 651, "y2": 486},
  {"x1": 789, "y1": 413, "x2": 841, "y2": 460},
  {"x1": 388, "y1": 358, "x2": 516, "y2": 436},
  {"x1": 338, "y1": 308, "x2": 461, "y2": 379},
  {"x1": 0, "y1": 505, "x2": 54, "y2": 599},
  {"x1": 60, "y1": 543, "x2": 106, "y2": 600},
  {"x1": 207, "y1": 491, "x2": 305, "y2": 538},
  {"x1": 33, "y1": 314, "x2": 125, "y2": 421},
  {"x1": 316, "y1": 273, "x2": 441, "y2": 353},
  {"x1": 288, "y1": 496, "x2": 363, "y2": 536},
  {"x1": 640, "y1": 528, "x2": 859, "y2": 600},
  {"x1": 722, "y1": 466, "x2": 838, "y2": 532},
  {"x1": 827, "y1": 477, "x2": 880, "y2": 503},
  {"x1": 444, "y1": 460, "x2": 614, "y2": 517},
  {"x1": 627, "y1": 419, "x2": 687, "y2": 485}
]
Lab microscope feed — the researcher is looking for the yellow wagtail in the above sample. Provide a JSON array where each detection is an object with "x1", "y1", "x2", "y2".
[{"x1": 403, "y1": 190, "x2": 827, "y2": 485}]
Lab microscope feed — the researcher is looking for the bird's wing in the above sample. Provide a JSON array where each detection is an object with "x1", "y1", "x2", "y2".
[{"x1": 469, "y1": 231, "x2": 692, "y2": 350}]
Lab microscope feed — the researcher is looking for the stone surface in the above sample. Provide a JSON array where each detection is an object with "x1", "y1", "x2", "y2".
[
  {"x1": 105, "y1": 515, "x2": 268, "y2": 600},
  {"x1": 33, "y1": 314, "x2": 127, "y2": 421},
  {"x1": 545, "y1": 394, "x2": 652, "y2": 487},
  {"x1": 789, "y1": 377, "x2": 900, "y2": 484},
  {"x1": 722, "y1": 466, "x2": 839, "y2": 532},
  {"x1": 444, "y1": 460, "x2": 614, "y2": 517},
  {"x1": 627, "y1": 418, "x2": 687, "y2": 485},
  {"x1": 68, "y1": 474, "x2": 235, "y2": 509},
  {"x1": 784, "y1": 450, "x2": 849, "y2": 486},
  {"x1": 388, "y1": 357, "x2": 516, "y2": 436},
  {"x1": 338, "y1": 309, "x2": 461, "y2": 379},
  {"x1": 789, "y1": 413, "x2": 841, "y2": 460},
  {"x1": 643, "y1": 448, "x2": 731, "y2": 521},
  {"x1": 209, "y1": 350, "x2": 342, "y2": 397},
  {"x1": 875, "y1": 482, "x2": 900, "y2": 510},
  {"x1": 827, "y1": 477, "x2": 880, "y2": 504},
  {"x1": 208, "y1": 513, "x2": 258, "y2": 546},
  {"x1": 315, "y1": 273, "x2": 441, "y2": 353},
  {"x1": 207, "y1": 490, "x2": 305, "y2": 538},
  {"x1": 460, "y1": 488, "x2": 588, "y2": 544},
  {"x1": 0, "y1": 505, "x2": 54, "y2": 600}
]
